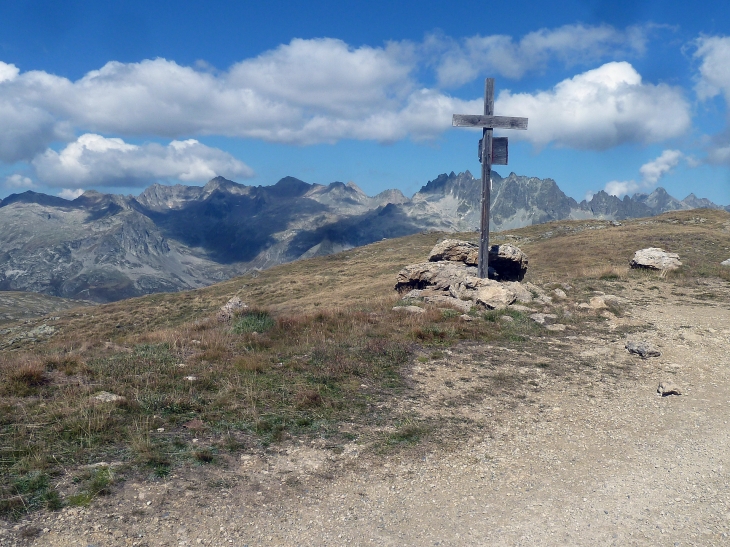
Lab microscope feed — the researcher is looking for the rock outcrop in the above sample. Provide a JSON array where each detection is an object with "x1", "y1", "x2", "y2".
[
  {"x1": 395, "y1": 261, "x2": 478, "y2": 293},
  {"x1": 395, "y1": 239, "x2": 527, "y2": 310},
  {"x1": 425, "y1": 239, "x2": 528, "y2": 281},
  {"x1": 217, "y1": 296, "x2": 248, "y2": 322},
  {"x1": 629, "y1": 248, "x2": 682, "y2": 271}
]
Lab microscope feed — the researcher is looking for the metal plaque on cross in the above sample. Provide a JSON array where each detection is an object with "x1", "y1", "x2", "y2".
[{"x1": 453, "y1": 78, "x2": 528, "y2": 278}]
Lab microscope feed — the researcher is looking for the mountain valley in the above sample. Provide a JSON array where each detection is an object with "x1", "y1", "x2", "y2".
[{"x1": 1, "y1": 171, "x2": 727, "y2": 302}]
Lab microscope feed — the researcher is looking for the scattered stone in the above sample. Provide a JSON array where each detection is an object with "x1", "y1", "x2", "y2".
[
  {"x1": 423, "y1": 295, "x2": 473, "y2": 313},
  {"x1": 511, "y1": 304, "x2": 534, "y2": 312},
  {"x1": 402, "y1": 289, "x2": 423, "y2": 299},
  {"x1": 529, "y1": 313, "x2": 558, "y2": 325},
  {"x1": 428, "y1": 239, "x2": 478, "y2": 265},
  {"x1": 217, "y1": 296, "x2": 248, "y2": 322},
  {"x1": 184, "y1": 375, "x2": 198, "y2": 381},
  {"x1": 625, "y1": 340, "x2": 661, "y2": 358},
  {"x1": 392, "y1": 305, "x2": 426, "y2": 314},
  {"x1": 589, "y1": 296, "x2": 608, "y2": 309},
  {"x1": 459, "y1": 314, "x2": 474, "y2": 322},
  {"x1": 449, "y1": 277, "x2": 516, "y2": 310},
  {"x1": 630, "y1": 248, "x2": 682, "y2": 271},
  {"x1": 525, "y1": 282, "x2": 552, "y2": 305},
  {"x1": 553, "y1": 288, "x2": 567, "y2": 299},
  {"x1": 546, "y1": 324, "x2": 567, "y2": 331},
  {"x1": 92, "y1": 391, "x2": 126, "y2": 404},
  {"x1": 499, "y1": 315, "x2": 514, "y2": 323},
  {"x1": 721, "y1": 259, "x2": 730, "y2": 267},
  {"x1": 502, "y1": 281, "x2": 533, "y2": 303},
  {"x1": 657, "y1": 381, "x2": 682, "y2": 396},
  {"x1": 478, "y1": 284, "x2": 517, "y2": 310}
]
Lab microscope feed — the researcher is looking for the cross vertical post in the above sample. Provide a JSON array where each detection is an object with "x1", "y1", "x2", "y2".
[
  {"x1": 479, "y1": 78, "x2": 494, "y2": 279},
  {"x1": 452, "y1": 78, "x2": 528, "y2": 279}
]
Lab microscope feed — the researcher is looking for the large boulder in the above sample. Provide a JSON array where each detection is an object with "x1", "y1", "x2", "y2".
[
  {"x1": 629, "y1": 248, "x2": 682, "y2": 271},
  {"x1": 395, "y1": 261, "x2": 477, "y2": 293},
  {"x1": 427, "y1": 240, "x2": 528, "y2": 281},
  {"x1": 428, "y1": 239, "x2": 479, "y2": 265}
]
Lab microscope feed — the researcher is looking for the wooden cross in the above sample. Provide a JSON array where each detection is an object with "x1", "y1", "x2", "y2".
[{"x1": 453, "y1": 78, "x2": 528, "y2": 278}]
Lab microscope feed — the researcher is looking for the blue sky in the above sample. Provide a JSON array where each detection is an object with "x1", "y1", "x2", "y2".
[{"x1": 1, "y1": 0, "x2": 729, "y2": 204}]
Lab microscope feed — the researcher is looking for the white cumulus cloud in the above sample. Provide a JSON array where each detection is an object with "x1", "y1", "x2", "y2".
[
  {"x1": 496, "y1": 62, "x2": 691, "y2": 150},
  {"x1": 4, "y1": 173, "x2": 35, "y2": 189},
  {"x1": 694, "y1": 36, "x2": 730, "y2": 101},
  {"x1": 603, "y1": 149, "x2": 685, "y2": 197},
  {"x1": 58, "y1": 188, "x2": 84, "y2": 200},
  {"x1": 0, "y1": 31, "x2": 693, "y2": 165},
  {"x1": 0, "y1": 61, "x2": 19, "y2": 83},
  {"x1": 604, "y1": 180, "x2": 640, "y2": 197},
  {"x1": 693, "y1": 35, "x2": 730, "y2": 166},
  {"x1": 639, "y1": 149, "x2": 683, "y2": 184},
  {"x1": 433, "y1": 24, "x2": 648, "y2": 87},
  {"x1": 32, "y1": 134, "x2": 255, "y2": 188}
]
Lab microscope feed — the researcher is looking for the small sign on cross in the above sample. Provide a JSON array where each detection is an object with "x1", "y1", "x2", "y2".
[{"x1": 453, "y1": 79, "x2": 528, "y2": 279}]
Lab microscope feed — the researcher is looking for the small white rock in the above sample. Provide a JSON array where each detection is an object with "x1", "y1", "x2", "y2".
[{"x1": 92, "y1": 391, "x2": 125, "y2": 403}]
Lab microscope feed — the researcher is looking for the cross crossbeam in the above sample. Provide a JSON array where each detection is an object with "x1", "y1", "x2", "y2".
[
  {"x1": 452, "y1": 115, "x2": 528, "y2": 130},
  {"x1": 452, "y1": 78, "x2": 528, "y2": 278}
]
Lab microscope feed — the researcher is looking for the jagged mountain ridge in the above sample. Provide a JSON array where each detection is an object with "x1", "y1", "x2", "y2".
[{"x1": 0, "y1": 172, "x2": 726, "y2": 302}]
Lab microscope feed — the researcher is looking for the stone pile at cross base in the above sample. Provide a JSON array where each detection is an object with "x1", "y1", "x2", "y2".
[{"x1": 394, "y1": 239, "x2": 534, "y2": 311}]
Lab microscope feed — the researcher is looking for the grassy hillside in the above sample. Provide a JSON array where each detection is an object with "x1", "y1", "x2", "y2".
[{"x1": 1, "y1": 208, "x2": 729, "y2": 519}]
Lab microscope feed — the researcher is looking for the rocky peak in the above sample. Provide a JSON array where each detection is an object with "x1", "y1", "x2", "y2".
[
  {"x1": 202, "y1": 176, "x2": 250, "y2": 197},
  {"x1": 416, "y1": 170, "x2": 480, "y2": 198},
  {"x1": 634, "y1": 187, "x2": 685, "y2": 212},
  {"x1": 681, "y1": 193, "x2": 718, "y2": 210},
  {"x1": 0, "y1": 190, "x2": 74, "y2": 209},
  {"x1": 136, "y1": 183, "x2": 206, "y2": 211}
]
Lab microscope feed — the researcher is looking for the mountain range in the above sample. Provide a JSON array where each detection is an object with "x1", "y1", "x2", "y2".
[{"x1": 1, "y1": 170, "x2": 727, "y2": 302}]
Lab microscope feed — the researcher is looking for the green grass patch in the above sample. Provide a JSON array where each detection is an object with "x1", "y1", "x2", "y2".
[
  {"x1": 233, "y1": 311, "x2": 275, "y2": 334},
  {"x1": 0, "y1": 472, "x2": 62, "y2": 520},
  {"x1": 67, "y1": 467, "x2": 114, "y2": 507}
]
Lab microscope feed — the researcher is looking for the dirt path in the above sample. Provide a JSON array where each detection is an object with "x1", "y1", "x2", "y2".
[{"x1": 7, "y1": 290, "x2": 730, "y2": 546}]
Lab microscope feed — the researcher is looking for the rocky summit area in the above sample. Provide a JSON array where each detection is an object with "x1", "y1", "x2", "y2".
[
  {"x1": 1, "y1": 210, "x2": 730, "y2": 546},
  {"x1": 1, "y1": 171, "x2": 727, "y2": 303}
]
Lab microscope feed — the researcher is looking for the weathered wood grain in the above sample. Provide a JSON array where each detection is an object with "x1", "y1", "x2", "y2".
[
  {"x1": 452, "y1": 114, "x2": 528, "y2": 130},
  {"x1": 479, "y1": 78, "x2": 495, "y2": 279}
]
